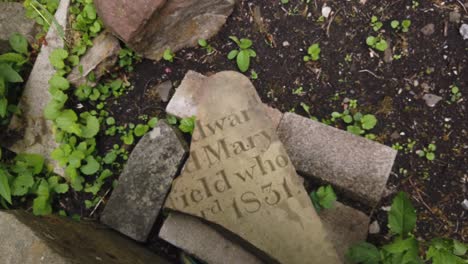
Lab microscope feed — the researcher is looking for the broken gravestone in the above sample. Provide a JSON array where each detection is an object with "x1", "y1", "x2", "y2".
[
  {"x1": 95, "y1": 0, "x2": 236, "y2": 60},
  {"x1": 0, "y1": 210, "x2": 169, "y2": 264},
  {"x1": 166, "y1": 71, "x2": 397, "y2": 207},
  {"x1": 101, "y1": 120, "x2": 188, "y2": 242},
  {"x1": 7, "y1": 0, "x2": 70, "y2": 176},
  {"x1": 0, "y1": 2, "x2": 38, "y2": 54},
  {"x1": 164, "y1": 71, "x2": 340, "y2": 263},
  {"x1": 67, "y1": 31, "x2": 121, "y2": 87},
  {"x1": 160, "y1": 202, "x2": 369, "y2": 263}
]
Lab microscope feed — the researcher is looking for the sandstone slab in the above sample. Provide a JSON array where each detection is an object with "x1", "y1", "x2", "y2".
[
  {"x1": 0, "y1": 210, "x2": 169, "y2": 264},
  {"x1": 67, "y1": 31, "x2": 121, "y2": 87},
  {"x1": 160, "y1": 201, "x2": 369, "y2": 263},
  {"x1": 101, "y1": 120, "x2": 188, "y2": 242},
  {"x1": 94, "y1": 0, "x2": 166, "y2": 43},
  {"x1": 7, "y1": 0, "x2": 70, "y2": 176},
  {"x1": 164, "y1": 71, "x2": 340, "y2": 263},
  {"x1": 277, "y1": 112, "x2": 397, "y2": 206},
  {"x1": 0, "y1": 3, "x2": 38, "y2": 53}
]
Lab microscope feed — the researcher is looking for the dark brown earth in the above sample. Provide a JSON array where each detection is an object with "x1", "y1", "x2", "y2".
[{"x1": 2, "y1": 0, "x2": 467, "y2": 262}]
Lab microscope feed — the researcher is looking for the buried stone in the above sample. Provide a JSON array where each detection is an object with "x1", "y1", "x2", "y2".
[{"x1": 164, "y1": 71, "x2": 340, "y2": 263}]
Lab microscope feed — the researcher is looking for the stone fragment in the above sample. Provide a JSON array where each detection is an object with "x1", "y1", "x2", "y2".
[
  {"x1": 159, "y1": 212, "x2": 263, "y2": 264},
  {"x1": 369, "y1": 220, "x2": 381, "y2": 234},
  {"x1": 148, "y1": 80, "x2": 173, "y2": 102},
  {"x1": 277, "y1": 113, "x2": 397, "y2": 206},
  {"x1": 164, "y1": 71, "x2": 340, "y2": 263},
  {"x1": 0, "y1": 210, "x2": 169, "y2": 264},
  {"x1": 0, "y1": 3, "x2": 38, "y2": 53},
  {"x1": 67, "y1": 31, "x2": 121, "y2": 87},
  {"x1": 319, "y1": 203, "x2": 370, "y2": 261},
  {"x1": 98, "y1": 0, "x2": 235, "y2": 60},
  {"x1": 462, "y1": 199, "x2": 468, "y2": 211},
  {"x1": 421, "y1": 23, "x2": 435, "y2": 36},
  {"x1": 94, "y1": 0, "x2": 166, "y2": 43},
  {"x1": 166, "y1": 70, "x2": 207, "y2": 117},
  {"x1": 160, "y1": 202, "x2": 369, "y2": 264},
  {"x1": 449, "y1": 11, "x2": 461, "y2": 23},
  {"x1": 460, "y1": 24, "x2": 468, "y2": 40},
  {"x1": 322, "y1": 5, "x2": 332, "y2": 18},
  {"x1": 101, "y1": 120, "x2": 188, "y2": 242},
  {"x1": 7, "y1": 0, "x2": 70, "y2": 176},
  {"x1": 422, "y1": 93, "x2": 442, "y2": 107}
]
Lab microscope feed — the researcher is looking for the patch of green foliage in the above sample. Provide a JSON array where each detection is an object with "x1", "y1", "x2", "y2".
[
  {"x1": 163, "y1": 48, "x2": 175, "y2": 62},
  {"x1": 416, "y1": 143, "x2": 436, "y2": 161},
  {"x1": 370, "y1": 16, "x2": 383, "y2": 32},
  {"x1": 0, "y1": 33, "x2": 29, "y2": 123},
  {"x1": 310, "y1": 185, "x2": 336, "y2": 212},
  {"x1": 198, "y1": 38, "x2": 214, "y2": 54},
  {"x1": 346, "y1": 192, "x2": 467, "y2": 264},
  {"x1": 366, "y1": 36, "x2": 388, "y2": 52},
  {"x1": 118, "y1": 47, "x2": 142, "y2": 72},
  {"x1": 228, "y1": 36, "x2": 256, "y2": 73},
  {"x1": 303, "y1": 43, "x2": 321, "y2": 62},
  {"x1": 24, "y1": 0, "x2": 60, "y2": 39},
  {"x1": 331, "y1": 102, "x2": 378, "y2": 139},
  {"x1": 450, "y1": 85, "x2": 462, "y2": 103},
  {"x1": 391, "y1": 19, "x2": 412, "y2": 33}
]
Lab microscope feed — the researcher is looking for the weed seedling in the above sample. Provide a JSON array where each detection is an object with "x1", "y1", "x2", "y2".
[
  {"x1": 417, "y1": 143, "x2": 436, "y2": 161},
  {"x1": 370, "y1": 16, "x2": 383, "y2": 32},
  {"x1": 163, "y1": 48, "x2": 175, "y2": 62},
  {"x1": 366, "y1": 36, "x2": 388, "y2": 52},
  {"x1": 450, "y1": 85, "x2": 462, "y2": 103},
  {"x1": 391, "y1": 19, "x2": 411, "y2": 33},
  {"x1": 198, "y1": 38, "x2": 214, "y2": 53},
  {"x1": 303, "y1": 43, "x2": 321, "y2": 62},
  {"x1": 310, "y1": 185, "x2": 336, "y2": 212},
  {"x1": 227, "y1": 36, "x2": 256, "y2": 72}
]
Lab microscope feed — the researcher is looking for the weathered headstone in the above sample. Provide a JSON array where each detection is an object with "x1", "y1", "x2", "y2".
[
  {"x1": 95, "y1": 0, "x2": 235, "y2": 60},
  {"x1": 160, "y1": 201, "x2": 369, "y2": 263},
  {"x1": 67, "y1": 31, "x2": 121, "y2": 87},
  {"x1": 165, "y1": 71, "x2": 396, "y2": 207},
  {"x1": 164, "y1": 71, "x2": 340, "y2": 263},
  {"x1": 277, "y1": 112, "x2": 397, "y2": 206},
  {"x1": 101, "y1": 120, "x2": 188, "y2": 242},
  {"x1": 0, "y1": 210, "x2": 169, "y2": 264},
  {"x1": 7, "y1": 0, "x2": 70, "y2": 176},
  {"x1": 0, "y1": 2, "x2": 38, "y2": 53}
]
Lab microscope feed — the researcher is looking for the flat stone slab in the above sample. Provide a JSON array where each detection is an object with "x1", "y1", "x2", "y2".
[
  {"x1": 0, "y1": 210, "x2": 169, "y2": 264},
  {"x1": 0, "y1": 2, "x2": 38, "y2": 53},
  {"x1": 7, "y1": 0, "x2": 70, "y2": 176},
  {"x1": 101, "y1": 120, "x2": 188, "y2": 242},
  {"x1": 160, "y1": 201, "x2": 369, "y2": 263},
  {"x1": 277, "y1": 113, "x2": 397, "y2": 206},
  {"x1": 67, "y1": 31, "x2": 121, "y2": 87},
  {"x1": 164, "y1": 71, "x2": 340, "y2": 263},
  {"x1": 159, "y1": 212, "x2": 263, "y2": 264}
]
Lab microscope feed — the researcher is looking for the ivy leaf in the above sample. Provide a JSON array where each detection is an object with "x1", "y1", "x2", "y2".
[
  {"x1": 361, "y1": 114, "x2": 377, "y2": 130},
  {"x1": 388, "y1": 192, "x2": 416, "y2": 236},
  {"x1": 11, "y1": 174, "x2": 34, "y2": 196},
  {"x1": 103, "y1": 151, "x2": 117, "y2": 164},
  {"x1": 81, "y1": 115, "x2": 100, "y2": 138},
  {"x1": 179, "y1": 116, "x2": 195, "y2": 134},
  {"x1": 54, "y1": 184, "x2": 69, "y2": 194},
  {"x1": 68, "y1": 150, "x2": 85, "y2": 168},
  {"x1": 9, "y1": 33, "x2": 28, "y2": 55},
  {"x1": 0, "y1": 168, "x2": 12, "y2": 204},
  {"x1": 32, "y1": 180, "x2": 51, "y2": 216},
  {"x1": 49, "y1": 75, "x2": 70, "y2": 90},
  {"x1": 347, "y1": 125, "x2": 364, "y2": 135},
  {"x1": 134, "y1": 124, "x2": 149, "y2": 137},
  {"x1": 15, "y1": 153, "x2": 44, "y2": 174},
  {"x1": 80, "y1": 156, "x2": 100, "y2": 175},
  {"x1": 236, "y1": 50, "x2": 250, "y2": 72},
  {"x1": 315, "y1": 185, "x2": 337, "y2": 209},
  {"x1": 346, "y1": 242, "x2": 381, "y2": 264},
  {"x1": 0, "y1": 63, "x2": 23, "y2": 83},
  {"x1": 49, "y1": 48, "x2": 68, "y2": 69},
  {"x1": 56, "y1": 109, "x2": 81, "y2": 135}
]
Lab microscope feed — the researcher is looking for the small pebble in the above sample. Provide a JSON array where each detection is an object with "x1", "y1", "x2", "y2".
[
  {"x1": 369, "y1": 220, "x2": 381, "y2": 234},
  {"x1": 282, "y1": 41, "x2": 290, "y2": 47},
  {"x1": 462, "y1": 199, "x2": 468, "y2": 210},
  {"x1": 421, "y1": 23, "x2": 435, "y2": 36},
  {"x1": 381, "y1": 205, "x2": 391, "y2": 211},
  {"x1": 422, "y1": 93, "x2": 443, "y2": 107},
  {"x1": 460, "y1": 24, "x2": 468, "y2": 40},
  {"x1": 322, "y1": 6, "x2": 332, "y2": 18}
]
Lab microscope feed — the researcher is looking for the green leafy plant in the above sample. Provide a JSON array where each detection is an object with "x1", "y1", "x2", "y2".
[
  {"x1": 370, "y1": 16, "x2": 383, "y2": 32},
  {"x1": 331, "y1": 109, "x2": 377, "y2": 138},
  {"x1": 303, "y1": 43, "x2": 321, "y2": 62},
  {"x1": 227, "y1": 36, "x2": 256, "y2": 73},
  {"x1": 450, "y1": 85, "x2": 462, "y2": 103},
  {"x1": 250, "y1": 69, "x2": 258, "y2": 80},
  {"x1": 366, "y1": 36, "x2": 388, "y2": 52},
  {"x1": 391, "y1": 19, "x2": 411, "y2": 33},
  {"x1": 118, "y1": 47, "x2": 141, "y2": 72},
  {"x1": 24, "y1": 0, "x2": 62, "y2": 39},
  {"x1": 310, "y1": 185, "x2": 337, "y2": 212},
  {"x1": 163, "y1": 48, "x2": 175, "y2": 62},
  {"x1": 347, "y1": 192, "x2": 467, "y2": 264},
  {"x1": 179, "y1": 116, "x2": 196, "y2": 134},
  {"x1": 198, "y1": 38, "x2": 214, "y2": 53},
  {"x1": 416, "y1": 143, "x2": 436, "y2": 161}
]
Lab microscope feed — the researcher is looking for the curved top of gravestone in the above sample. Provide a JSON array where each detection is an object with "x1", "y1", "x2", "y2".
[{"x1": 165, "y1": 71, "x2": 340, "y2": 264}]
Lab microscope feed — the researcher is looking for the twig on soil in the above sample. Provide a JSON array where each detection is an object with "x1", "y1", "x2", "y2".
[
  {"x1": 358, "y1": 69, "x2": 383, "y2": 79},
  {"x1": 89, "y1": 188, "x2": 112, "y2": 217},
  {"x1": 456, "y1": 0, "x2": 468, "y2": 14},
  {"x1": 326, "y1": 9, "x2": 341, "y2": 38}
]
